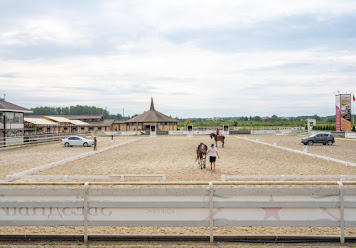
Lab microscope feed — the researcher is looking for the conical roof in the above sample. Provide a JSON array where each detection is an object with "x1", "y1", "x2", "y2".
[{"x1": 127, "y1": 98, "x2": 176, "y2": 123}]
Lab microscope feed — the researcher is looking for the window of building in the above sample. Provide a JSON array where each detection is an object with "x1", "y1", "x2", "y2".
[
  {"x1": 0, "y1": 112, "x2": 4, "y2": 126},
  {"x1": 13, "y1": 113, "x2": 23, "y2": 124},
  {"x1": 5, "y1": 112, "x2": 14, "y2": 123},
  {"x1": 158, "y1": 122, "x2": 162, "y2": 125},
  {"x1": 98, "y1": 127, "x2": 102, "y2": 131}
]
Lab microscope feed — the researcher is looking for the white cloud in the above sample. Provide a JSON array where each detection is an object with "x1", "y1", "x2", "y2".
[
  {"x1": 1, "y1": 18, "x2": 86, "y2": 46},
  {"x1": 1, "y1": 0, "x2": 356, "y2": 117}
]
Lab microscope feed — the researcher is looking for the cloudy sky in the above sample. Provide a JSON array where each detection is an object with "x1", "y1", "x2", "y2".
[{"x1": 1, "y1": 0, "x2": 356, "y2": 118}]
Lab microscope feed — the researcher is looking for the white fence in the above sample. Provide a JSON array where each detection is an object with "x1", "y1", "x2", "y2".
[
  {"x1": 221, "y1": 175, "x2": 356, "y2": 182},
  {"x1": 0, "y1": 133, "x2": 78, "y2": 149},
  {"x1": 6, "y1": 174, "x2": 166, "y2": 182},
  {"x1": 0, "y1": 181, "x2": 355, "y2": 244}
]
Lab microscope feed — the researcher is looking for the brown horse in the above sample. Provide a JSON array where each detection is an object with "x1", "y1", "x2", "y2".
[
  {"x1": 210, "y1": 133, "x2": 225, "y2": 148},
  {"x1": 195, "y1": 143, "x2": 207, "y2": 169}
]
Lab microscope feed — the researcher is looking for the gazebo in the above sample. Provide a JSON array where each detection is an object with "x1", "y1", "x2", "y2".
[{"x1": 125, "y1": 98, "x2": 177, "y2": 131}]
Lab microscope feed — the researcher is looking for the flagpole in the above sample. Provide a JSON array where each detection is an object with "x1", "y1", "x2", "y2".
[
  {"x1": 353, "y1": 92, "x2": 355, "y2": 130},
  {"x1": 351, "y1": 93, "x2": 355, "y2": 130}
]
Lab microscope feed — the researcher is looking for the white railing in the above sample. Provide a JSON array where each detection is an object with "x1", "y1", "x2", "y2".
[
  {"x1": 0, "y1": 181, "x2": 355, "y2": 244},
  {"x1": 0, "y1": 133, "x2": 78, "y2": 149},
  {"x1": 221, "y1": 175, "x2": 356, "y2": 182},
  {"x1": 6, "y1": 174, "x2": 166, "y2": 182}
]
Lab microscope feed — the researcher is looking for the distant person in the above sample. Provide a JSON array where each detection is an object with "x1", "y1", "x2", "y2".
[
  {"x1": 216, "y1": 128, "x2": 219, "y2": 139},
  {"x1": 93, "y1": 137, "x2": 97, "y2": 151},
  {"x1": 207, "y1": 144, "x2": 220, "y2": 172}
]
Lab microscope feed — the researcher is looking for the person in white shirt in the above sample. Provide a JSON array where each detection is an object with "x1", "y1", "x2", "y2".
[{"x1": 207, "y1": 144, "x2": 220, "y2": 172}]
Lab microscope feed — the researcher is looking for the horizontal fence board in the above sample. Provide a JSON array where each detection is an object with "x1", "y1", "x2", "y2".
[
  {"x1": 0, "y1": 189, "x2": 83, "y2": 196},
  {"x1": 0, "y1": 201, "x2": 83, "y2": 208},
  {"x1": 214, "y1": 220, "x2": 340, "y2": 227},
  {"x1": 214, "y1": 201, "x2": 339, "y2": 208},
  {"x1": 88, "y1": 201, "x2": 209, "y2": 208},
  {"x1": 214, "y1": 188, "x2": 340, "y2": 195},
  {"x1": 0, "y1": 220, "x2": 83, "y2": 226},
  {"x1": 345, "y1": 189, "x2": 356, "y2": 194},
  {"x1": 345, "y1": 202, "x2": 356, "y2": 207},
  {"x1": 88, "y1": 188, "x2": 208, "y2": 195},
  {"x1": 346, "y1": 221, "x2": 356, "y2": 227},
  {"x1": 88, "y1": 220, "x2": 209, "y2": 227}
]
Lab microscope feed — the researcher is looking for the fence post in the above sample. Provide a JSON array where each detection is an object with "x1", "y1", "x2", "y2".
[
  {"x1": 303, "y1": 145, "x2": 308, "y2": 153},
  {"x1": 83, "y1": 182, "x2": 89, "y2": 244},
  {"x1": 337, "y1": 181, "x2": 345, "y2": 244},
  {"x1": 209, "y1": 182, "x2": 214, "y2": 242}
]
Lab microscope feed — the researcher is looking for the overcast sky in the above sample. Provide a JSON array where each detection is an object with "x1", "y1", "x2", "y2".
[{"x1": 1, "y1": 0, "x2": 355, "y2": 118}]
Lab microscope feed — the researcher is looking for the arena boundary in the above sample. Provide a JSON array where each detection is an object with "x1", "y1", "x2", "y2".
[
  {"x1": 237, "y1": 136, "x2": 356, "y2": 167},
  {"x1": 221, "y1": 174, "x2": 356, "y2": 182},
  {"x1": 6, "y1": 174, "x2": 166, "y2": 182},
  {"x1": 0, "y1": 181, "x2": 355, "y2": 244},
  {"x1": 5, "y1": 137, "x2": 144, "y2": 182}
]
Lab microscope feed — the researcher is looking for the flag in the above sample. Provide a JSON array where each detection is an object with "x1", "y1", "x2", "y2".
[{"x1": 354, "y1": 94, "x2": 356, "y2": 102}]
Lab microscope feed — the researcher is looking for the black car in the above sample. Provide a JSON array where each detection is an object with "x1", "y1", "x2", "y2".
[{"x1": 301, "y1": 133, "x2": 335, "y2": 146}]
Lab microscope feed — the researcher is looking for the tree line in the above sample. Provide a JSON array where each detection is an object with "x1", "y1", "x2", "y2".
[{"x1": 26, "y1": 105, "x2": 126, "y2": 120}]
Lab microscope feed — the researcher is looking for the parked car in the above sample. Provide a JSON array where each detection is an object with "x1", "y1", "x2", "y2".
[
  {"x1": 61, "y1": 136, "x2": 94, "y2": 147},
  {"x1": 301, "y1": 133, "x2": 334, "y2": 146}
]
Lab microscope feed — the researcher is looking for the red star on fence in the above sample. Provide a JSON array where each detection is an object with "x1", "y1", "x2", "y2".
[{"x1": 262, "y1": 195, "x2": 282, "y2": 220}]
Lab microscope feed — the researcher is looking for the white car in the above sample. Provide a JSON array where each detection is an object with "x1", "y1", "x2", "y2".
[{"x1": 61, "y1": 136, "x2": 94, "y2": 147}]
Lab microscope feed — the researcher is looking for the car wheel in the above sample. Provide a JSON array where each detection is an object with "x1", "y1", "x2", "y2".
[
  {"x1": 307, "y1": 140, "x2": 313, "y2": 146},
  {"x1": 327, "y1": 141, "x2": 333, "y2": 146},
  {"x1": 83, "y1": 142, "x2": 88, "y2": 147},
  {"x1": 64, "y1": 142, "x2": 70, "y2": 147},
  {"x1": 323, "y1": 143, "x2": 326, "y2": 145}
]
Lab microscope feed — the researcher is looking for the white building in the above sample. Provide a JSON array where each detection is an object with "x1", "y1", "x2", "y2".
[{"x1": 0, "y1": 97, "x2": 32, "y2": 147}]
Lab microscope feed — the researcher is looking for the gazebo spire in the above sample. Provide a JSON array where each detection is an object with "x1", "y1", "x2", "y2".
[{"x1": 150, "y1": 97, "x2": 155, "y2": 110}]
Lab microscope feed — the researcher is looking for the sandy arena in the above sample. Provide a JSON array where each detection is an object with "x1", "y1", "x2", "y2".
[
  {"x1": 2, "y1": 134, "x2": 356, "y2": 181},
  {"x1": 1, "y1": 134, "x2": 356, "y2": 244}
]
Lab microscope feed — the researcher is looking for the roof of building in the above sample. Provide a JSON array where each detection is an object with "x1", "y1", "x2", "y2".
[
  {"x1": 113, "y1": 120, "x2": 127, "y2": 124},
  {"x1": 44, "y1": 116, "x2": 74, "y2": 124},
  {"x1": 0, "y1": 99, "x2": 32, "y2": 113},
  {"x1": 56, "y1": 115, "x2": 103, "y2": 121},
  {"x1": 127, "y1": 98, "x2": 177, "y2": 123},
  {"x1": 69, "y1": 120, "x2": 90, "y2": 126},
  {"x1": 87, "y1": 119, "x2": 115, "y2": 127},
  {"x1": 24, "y1": 118, "x2": 58, "y2": 125}
]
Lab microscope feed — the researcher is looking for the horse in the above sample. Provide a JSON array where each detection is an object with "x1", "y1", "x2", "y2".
[
  {"x1": 195, "y1": 143, "x2": 207, "y2": 169},
  {"x1": 210, "y1": 133, "x2": 225, "y2": 148}
]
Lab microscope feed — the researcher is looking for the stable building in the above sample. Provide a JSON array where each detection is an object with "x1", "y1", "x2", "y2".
[
  {"x1": 124, "y1": 98, "x2": 177, "y2": 132},
  {"x1": 0, "y1": 98, "x2": 32, "y2": 147}
]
